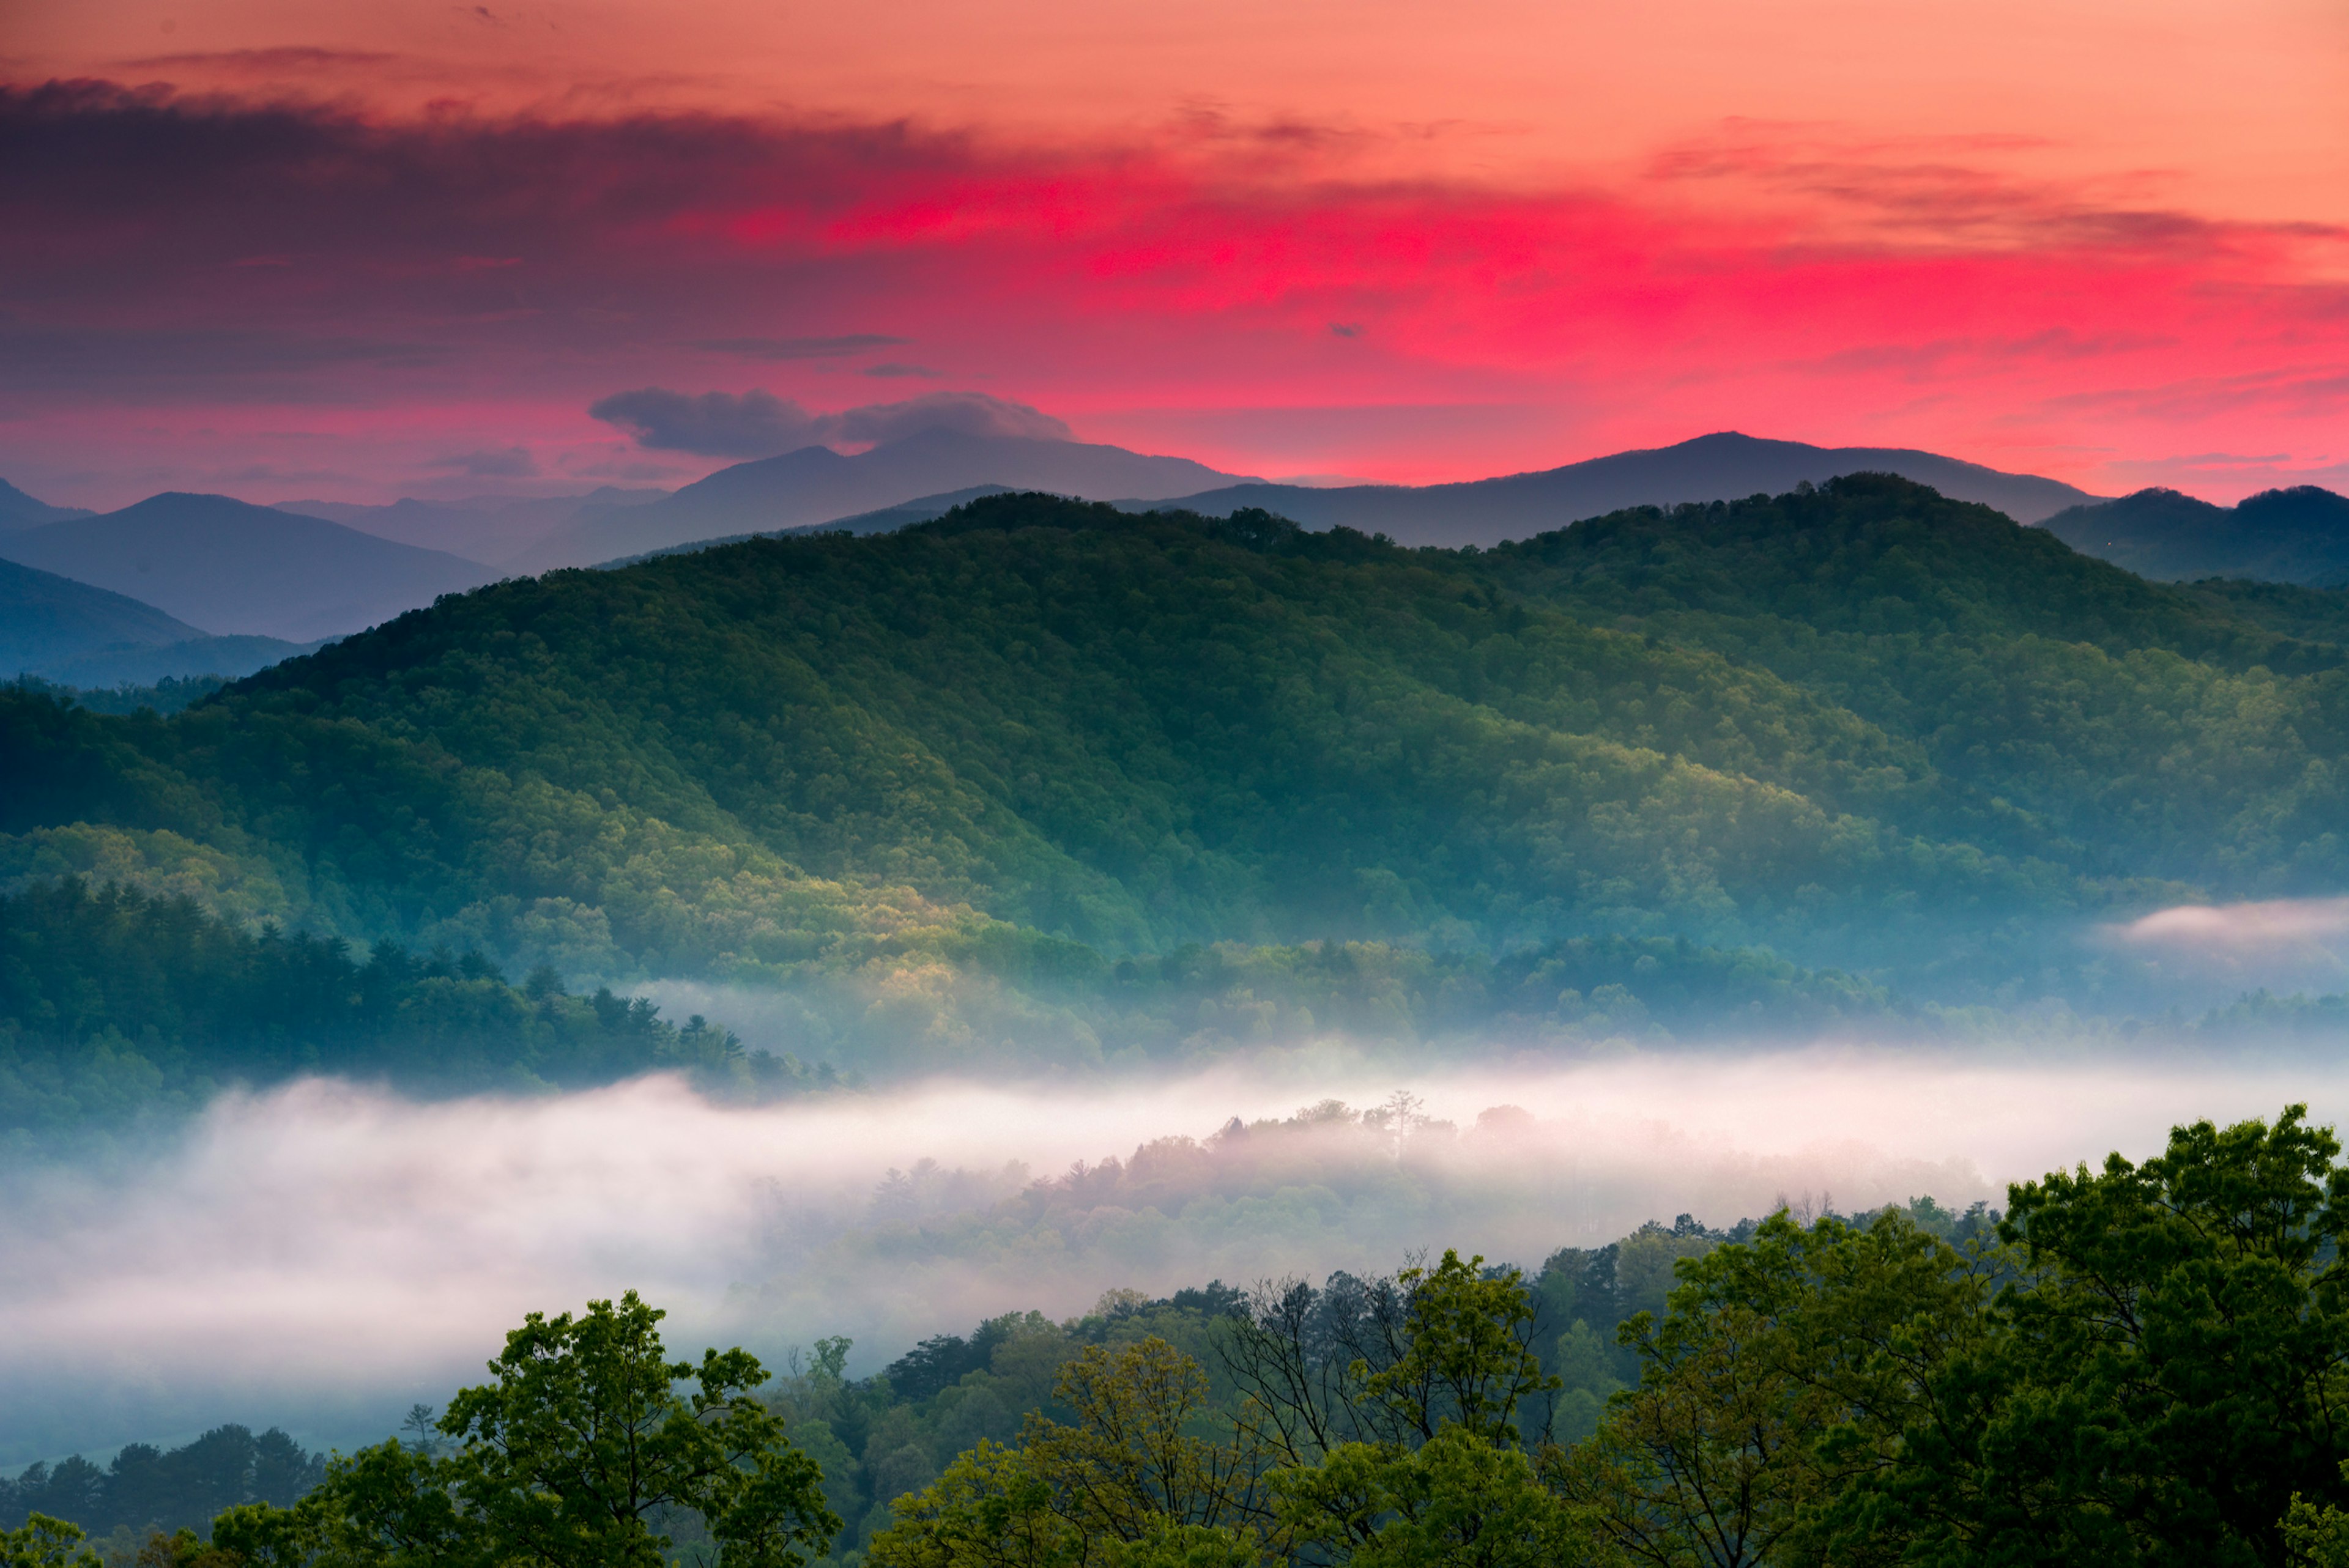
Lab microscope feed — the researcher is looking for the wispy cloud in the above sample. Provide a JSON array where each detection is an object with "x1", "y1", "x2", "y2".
[{"x1": 2118, "y1": 897, "x2": 2349, "y2": 950}]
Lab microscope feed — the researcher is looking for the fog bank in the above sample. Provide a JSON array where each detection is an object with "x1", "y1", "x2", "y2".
[{"x1": 6, "y1": 1044, "x2": 2347, "y2": 1463}]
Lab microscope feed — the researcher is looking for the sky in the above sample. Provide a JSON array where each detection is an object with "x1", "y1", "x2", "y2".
[{"x1": 2, "y1": 0, "x2": 2345, "y2": 508}]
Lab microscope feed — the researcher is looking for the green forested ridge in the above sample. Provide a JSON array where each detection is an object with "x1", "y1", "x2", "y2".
[
  {"x1": 2186, "y1": 578, "x2": 2349, "y2": 647},
  {"x1": 0, "y1": 857, "x2": 1891, "y2": 1119},
  {"x1": 7, "y1": 477, "x2": 2349, "y2": 1081},
  {"x1": 1, "y1": 1427, "x2": 324, "y2": 1559},
  {"x1": 6, "y1": 675, "x2": 230, "y2": 717},
  {"x1": 0, "y1": 878, "x2": 834, "y2": 1137},
  {"x1": 22, "y1": 1106, "x2": 2349, "y2": 1568}
]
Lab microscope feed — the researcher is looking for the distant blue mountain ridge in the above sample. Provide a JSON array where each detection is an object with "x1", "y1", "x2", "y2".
[{"x1": 4, "y1": 436, "x2": 2344, "y2": 684}]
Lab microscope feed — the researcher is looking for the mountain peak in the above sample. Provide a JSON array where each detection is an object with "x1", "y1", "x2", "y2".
[{"x1": 0, "y1": 476, "x2": 96, "y2": 530}]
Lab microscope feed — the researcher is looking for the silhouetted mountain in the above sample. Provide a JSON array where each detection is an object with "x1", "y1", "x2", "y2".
[
  {"x1": 503, "y1": 430, "x2": 1249, "y2": 571},
  {"x1": 1134, "y1": 432, "x2": 2102, "y2": 545},
  {"x1": 1, "y1": 557, "x2": 206, "y2": 674},
  {"x1": 0, "y1": 494, "x2": 493, "y2": 641},
  {"x1": 0, "y1": 477, "x2": 93, "y2": 530},
  {"x1": 275, "y1": 486, "x2": 672, "y2": 564},
  {"x1": 2039, "y1": 486, "x2": 2349, "y2": 585}
]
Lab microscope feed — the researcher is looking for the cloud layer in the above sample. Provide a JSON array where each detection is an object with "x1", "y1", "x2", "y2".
[{"x1": 0, "y1": 81, "x2": 2343, "y2": 506}]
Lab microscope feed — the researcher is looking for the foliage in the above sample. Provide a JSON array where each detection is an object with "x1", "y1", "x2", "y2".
[
  {"x1": 14, "y1": 478, "x2": 2349, "y2": 1019},
  {"x1": 0, "y1": 877, "x2": 837, "y2": 1135},
  {"x1": 869, "y1": 1339, "x2": 1273, "y2": 1568},
  {"x1": 0, "y1": 1516, "x2": 100, "y2": 1568},
  {"x1": 1355, "y1": 1252, "x2": 1559, "y2": 1448},
  {"x1": 24, "y1": 1106, "x2": 2348, "y2": 1568},
  {"x1": 1269, "y1": 1429, "x2": 1579, "y2": 1568},
  {"x1": 5, "y1": 676, "x2": 229, "y2": 718},
  {"x1": 213, "y1": 1292, "x2": 840, "y2": 1568},
  {"x1": 1978, "y1": 1104, "x2": 2349, "y2": 1564},
  {"x1": 0, "y1": 1428, "x2": 322, "y2": 1544},
  {"x1": 1556, "y1": 1104, "x2": 2349, "y2": 1566},
  {"x1": 816, "y1": 1103, "x2": 2349, "y2": 1566},
  {"x1": 2285, "y1": 1471, "x2": 2349, "y2": 1568}
]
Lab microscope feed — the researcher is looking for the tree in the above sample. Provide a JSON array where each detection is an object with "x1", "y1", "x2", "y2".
[
  {"x1": 214, "y1": 1292, "x2": 838, "y2": 1568},
  {"x1": 1358, "y1": 1252, "x2": 1559, "y2": 1448},
  {"x1": 1255, "y1": 1252, "x2": 1585, "y2": 1567},
  {"x1": 1, "y1": 1517, "x2": 99, "y2": 1568},
  {"x1": 1553, "y1": 1208, "x2": 1992, "y2": 1567},
  {"x1": 1972, "y1": 1104, "x2": 2349, "y2": 1566},
  {"x1": 1271, "y1": 1429, "x2": 1584, "y2": 1568},
  {"x1": 398, "y1": 1407, "x2": 439, "y2": 1460},
  {"x1": 870, "y1": 1339, "x2": 1273, "y2": 1568},
  {"x1": 2285, "y1": 1469, "x2": 2349, "y2": 1568}
]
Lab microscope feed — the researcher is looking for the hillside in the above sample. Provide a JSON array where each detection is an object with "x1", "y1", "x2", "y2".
[
  {"x1": 505, "y1": 430, "x2": 1249, "y2": 571},
  {"x1": 1137, "y1": 432, "x2": 2104, "y2": 546},
  {"x1": 0, "y1": 478, "x2": 91, "y2": 530},
  {"x1": 0, "y1": 557, "x2": 208, "y2": 675},
  {"x1": 7, "y1": 478, "x2": 2348, "y2": 1034},
  {"x1": 0, "y1": 556, "x2": 317, "y2": 685},
  {"x1": 602, "y1": 487, "x2": 1018, "y2": 569},
  {"x1": 276, "y1": 486, "x2": 672, "y2": 563},
  {"x1": 2040, "y1": 484, "x2": 2349, "y2": 584},
  {"x1": 0, "y1": 494, "x2": 494, "y2": 640},
  {"x1": 34, "y1": 634, "x2": 322, "y2": 687},
  {"x1": 2184, "y1": 579, "x2": 2349, "y2": 645}
]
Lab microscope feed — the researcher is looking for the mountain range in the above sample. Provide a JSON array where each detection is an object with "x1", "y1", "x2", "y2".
[
  {"x1": 274, "y1": 486, "x2": 672, "y2": 564},
  {"x1": 1129, "y1": 431, "x2": 2107, "y2": 543},
  {"x1": 6, "y1": 436, "x2": 2344, "y2": 673},
  {"x1": 0, "y1": 478, "x2": 91, "y2": 530},
  {"x1": 508, "y1": 429, "x2": 2106, "y2": 568},
  {"x1": 497, "y1": 427, "x2": 1252, "y2": 572},
  {"x1": 0, "y1": 494, "x2": 492, "y2": 642},
  {"x1": 0, "y1": 556, "x2": 321, "y2": 686},
  {"x1": 13, "y1": 476, "x2": 2349, "y2": 1023},
  {"x1": 2041, "y1": 486, "x2": 2349, "y2": 585}
]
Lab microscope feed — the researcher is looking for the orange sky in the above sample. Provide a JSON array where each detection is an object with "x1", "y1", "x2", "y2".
[{"x1": 3, "y1": 0, "x2": 2344, "y2": 503}]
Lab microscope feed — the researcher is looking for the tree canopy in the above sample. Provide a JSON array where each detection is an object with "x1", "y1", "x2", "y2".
[{"x1": 9, "y1": 479, "x2": 2348, "y2": 1001}]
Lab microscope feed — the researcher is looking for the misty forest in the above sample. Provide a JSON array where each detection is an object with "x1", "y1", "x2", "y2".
[
  {"x1": 10, "y1": 474, "x2": 2349, "y2": 1567},
  {"x1": 17, "y1": 480, "x2": 2349, "y2": 1119},
  {"x1": 13, "y1": 1107, "x2": 2349, "y2": 1568},
  {"x1": 14, "y1": 0, "x2": 2349, "y2": 1542}
]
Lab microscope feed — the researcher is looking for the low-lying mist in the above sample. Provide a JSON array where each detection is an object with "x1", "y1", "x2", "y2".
[{"x1": 7, "y1": 1038, "x2": 2348, "y2": 1466}]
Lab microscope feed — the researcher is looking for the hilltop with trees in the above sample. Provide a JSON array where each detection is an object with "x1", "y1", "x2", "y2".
[{"x1": 11, "y1": 478, "x2": 2349, "y2": 1119}]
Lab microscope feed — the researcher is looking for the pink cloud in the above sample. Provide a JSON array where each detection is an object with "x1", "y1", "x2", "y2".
[{"x1": 1, "y1": 81, "x2": 2343, "y2": 505}]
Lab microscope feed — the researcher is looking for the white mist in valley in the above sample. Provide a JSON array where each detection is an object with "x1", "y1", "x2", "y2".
[{"x1": 7, "y1": 1041, "x2": 2349, "y2": 1463}]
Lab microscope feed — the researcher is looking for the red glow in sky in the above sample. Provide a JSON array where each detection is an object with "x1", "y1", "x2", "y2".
[{"x1": 3, "y1": 0, "x2": 2345, "y2": 505}]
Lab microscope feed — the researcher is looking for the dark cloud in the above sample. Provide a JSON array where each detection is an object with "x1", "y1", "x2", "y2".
[
  {"x1": 862, "y1": 363, "x2": 944, "y2": 379},
  {"x1": 587, "y1": 389, "x2": 818, "y2": 456},
  {"x1": 692, "y1": 335, "x2": 910, "y2": 360},
  {"x1": 589, "y1": 388, "x2": 1071, "y2": 455},
  {"x1": 424, "y1": 446, "x2": 539, "y2": 476},
  {"x1": 0, "y1": 80, "x2": 990, "y2": 398}
]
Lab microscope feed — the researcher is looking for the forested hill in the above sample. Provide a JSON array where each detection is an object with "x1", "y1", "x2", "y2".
[{"x1": 7, "y1": 476, "x2": 2349, "y2": 1011}]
